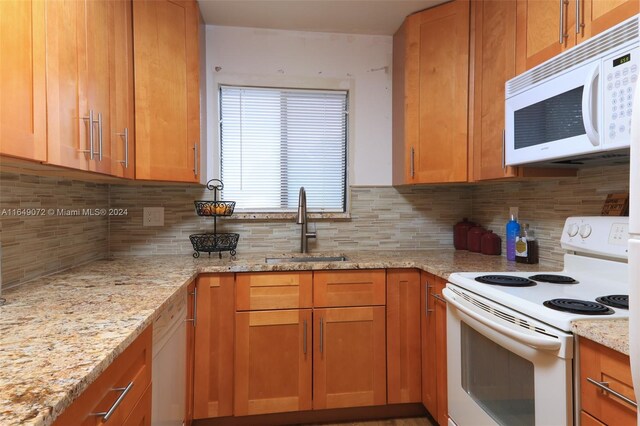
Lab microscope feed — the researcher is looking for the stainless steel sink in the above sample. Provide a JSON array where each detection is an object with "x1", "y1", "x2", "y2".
[{"x1": 265, "y1": 256, "x2": 348, "y2": 264}]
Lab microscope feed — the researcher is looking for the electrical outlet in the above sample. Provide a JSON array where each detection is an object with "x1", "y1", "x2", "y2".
[{"x1": 143, "y1": 207, "x2": 164, "y2": 227}]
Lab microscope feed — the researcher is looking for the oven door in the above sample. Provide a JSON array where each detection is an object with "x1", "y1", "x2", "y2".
[
  {"x1": 444, "y1": 285, "x2": 573, "y2": 426},
  {"x1": 505, "y1": 59, "x2": 601, "y2": 166}
]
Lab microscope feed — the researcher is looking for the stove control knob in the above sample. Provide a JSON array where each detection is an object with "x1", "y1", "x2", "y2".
[
  {"x1": 579, "y1": 224, "x2": 592, "y2": 238},
  {"x1": 567, "y1": 224, "x2": 579, "y2": 237}
]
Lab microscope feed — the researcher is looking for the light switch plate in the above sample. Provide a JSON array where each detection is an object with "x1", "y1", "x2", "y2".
[{"x1": 143, "y1": 207, "x2": 164, "y2": 227}]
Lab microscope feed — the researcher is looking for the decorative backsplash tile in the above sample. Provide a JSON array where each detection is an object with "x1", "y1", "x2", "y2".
[
  {"x1": 0, "y1": 172, "x2": 109, "y2": 289},
  {"x1": 108, "y1": 184, "x2": 474, "y2": 255}
]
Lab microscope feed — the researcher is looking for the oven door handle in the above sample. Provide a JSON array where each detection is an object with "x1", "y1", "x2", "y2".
[
  {"x1": 443, "y1": 288, "x2": 562, "y2": 351},
  {"x1": 582, "y1": 63, "x2": 600, "y2": 147}
]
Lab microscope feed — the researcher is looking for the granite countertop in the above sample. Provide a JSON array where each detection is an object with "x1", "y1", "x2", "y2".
[
  {"x1": 572, "y1": 318, "x2": 630, "y2": 355},
  {"x1": 0, "y1": 249, "x2": 575, "y2": 425}
]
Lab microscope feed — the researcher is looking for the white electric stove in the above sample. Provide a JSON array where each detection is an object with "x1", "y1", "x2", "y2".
[{"x1": 444, "y1": 216, "x2": 630, "y2": 426}]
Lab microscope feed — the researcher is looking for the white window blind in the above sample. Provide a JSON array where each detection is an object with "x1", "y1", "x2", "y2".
[{"x1": 219, "y1": 86, "x2": 348, "y2": 212}]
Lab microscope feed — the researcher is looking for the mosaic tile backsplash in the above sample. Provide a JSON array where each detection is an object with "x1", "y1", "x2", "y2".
[{"x1": 0, "y1": 164, "x2": 630, "y2": 287}]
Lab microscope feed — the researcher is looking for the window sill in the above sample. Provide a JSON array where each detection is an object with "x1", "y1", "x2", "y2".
[{"x1": 221, "y1": 212, "x2": 351, "y2": 221}]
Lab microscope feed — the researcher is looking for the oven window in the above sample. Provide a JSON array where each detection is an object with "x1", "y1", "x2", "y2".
[
  {"x1": 461, "y1": 322, "x2": 535, "y2": 426},
  {"x1": 514, "y1": 86, "x2": 586, "y2": 149}
]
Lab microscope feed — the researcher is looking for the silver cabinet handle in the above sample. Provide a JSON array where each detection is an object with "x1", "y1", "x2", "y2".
[
  {"x1": 193, "y1": 143, "x2": 198, "y2": 176},
  {"x1": 410, "y1": 147, "x2": 415, "y2": 178},
  {"x1": 80, "y1": 110, "x2": 95, "y2": 160},
  {"x1": 116, "y1": 128, "x2": 129, "y2": 168},
  {"x1": 426, "y1": 282, "x2": 434, "y2": 317},
  {"x1": 95, "y1": 113, "x2": 103, "y2": 161},
  {"x1": 303, "y1": 319, "x2": 307, "y2": 355},
  {"x1": 502, "y1": 129, "x2": 506, "y2": 170},
  {"x1": 92, "y1": 381, "x2": 134, "y2": 421},
  {"x1": 586, "y1": 377, "x2": 638, "y2": 408},
  {"x1": 575, "y1": 0, "x2": 582, "y2": 34},
  {"x1": 319, "y1": 317, "x2": 324, "y2": 354},
  {"x1": 184, "y1": 287, "x2": 197, "y2": 327},
  {"x1": 432, "y1": 292, "x2": 446, "y2": 303},
  {"x1": 559, "y1": 0, "x2": 569, "y2": 45}
]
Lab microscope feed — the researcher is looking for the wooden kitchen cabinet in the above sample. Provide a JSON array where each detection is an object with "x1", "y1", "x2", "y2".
[
  {"x1": 313, "y1": 306, "x2": 387, "y2": 409},
  {"x1": 579, "y1": 338, "x2": 637, "y2": 425},
  {"x1": 236, "y1": 271, "x2": 312, "y2": 311},
  {"x1": 53, "y1": 326, "x2": 152, "y2": 425},
  {"x1": 234, "y1": 309, "x2": 313, "y2": 416},
  {"x1": 387, "y1": 269, "x2": 422, "y2": 404},
  {"x1": 132, "y1": 0, "x2": 201, "y2": 182},
  {"x1": 516, "y1": 0, "x2": 638, "y2": 71},
  {"x1": 392, "y1": 0, "x2": 470, "y2": 185},
  {"x1": 470, "y1": 0, "x2": 576, "y2": 182},
  {"x1": 193, "y1": 274, "x2": 235, "y2": 419},
  {"x1": 185, "y1": 281, "x2": 196, "y2": 426},
  {"x1": 421, "y1": 272, "x2": 448, "y2": 425},
  {"x1": 0, "y1": 0, "x2": 47, "y2": 162}
]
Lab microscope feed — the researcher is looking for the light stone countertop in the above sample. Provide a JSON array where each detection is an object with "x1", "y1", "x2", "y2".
[
  {"x1": 572, "y1": 319, "x2": 630, "y2": 355},
  {"x1": 0, "y1": 249, "x2": 613, "y2": 426}
]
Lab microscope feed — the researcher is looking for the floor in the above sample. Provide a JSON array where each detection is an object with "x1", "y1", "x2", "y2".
[{"x1": 318, "y1": 417, "x2": 436, "y2": 426}]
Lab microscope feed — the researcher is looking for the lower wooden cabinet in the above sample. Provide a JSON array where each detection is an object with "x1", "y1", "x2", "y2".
[
  {"x1": 53, "y1": 326, "x2": 152, "y2": 425},
  {"x1": 193, "y1": 274, "x2": 235, "y2": 419},
  {"x1": 580, "y1": 338, "x2": 637, "y2": 425},
  {"x1": 387, "y1": 269, "x2": 421, "y2": 403},
  {"x1": 314, "y1": 306, "x2": 387, "y2": 410},
  {"x1": 185, "y1": 281, "x2": 196, "y2": 426},
  {"x1": 421, "y1": 271, "x2": 448, "y2": 425},
  {"x1": 234, "y1": 309, "x2": 313, "y2": 416}
]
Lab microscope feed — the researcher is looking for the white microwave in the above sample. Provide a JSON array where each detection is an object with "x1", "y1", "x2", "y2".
[{"x1": 505, "y1": 15, "x2": 639, "y2": 167}]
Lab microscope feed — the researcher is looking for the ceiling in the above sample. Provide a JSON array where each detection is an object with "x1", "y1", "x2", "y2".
[{"x1": 197, "y1": 0, "x2": 448, "y2": 36}]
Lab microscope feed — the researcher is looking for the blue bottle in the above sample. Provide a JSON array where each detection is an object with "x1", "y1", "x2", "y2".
[{"x1": 506, "y1": 207, "x2": 520, "y2": 261}]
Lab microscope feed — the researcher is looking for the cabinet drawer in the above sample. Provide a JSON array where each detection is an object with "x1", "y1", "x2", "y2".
[
  {"x1": 123, "y1": 383, "x2": 152, "y2": 426},
  {"x1": 580, "y1": 338, "x2": 637, "y2": 426},
  {"x1": 54, "y1": 326, "x2": 152, "y2": 425},
  {"x1": 236, "y1": 272, "x2": 312, "y2": 310},
  {"x1": 313, "y1": 270, "x2": 386, "y2": 307}
]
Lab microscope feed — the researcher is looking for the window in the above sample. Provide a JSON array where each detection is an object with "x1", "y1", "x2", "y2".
[{"x1": 219, "y1": 85, "x2": 348, "y2": 212}]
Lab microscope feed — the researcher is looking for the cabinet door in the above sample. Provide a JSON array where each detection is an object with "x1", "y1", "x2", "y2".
[
  {"x1": 421, "y1": 272, "x2": 437, "y2": 417},
  {"x1": 111, "y1": 0, "x2": 135, "y2": 179},
  {"x1": 234, "y1": 309, "x2": 312, "y2": 416},
  {"x1": 193, "y1": 274, "x2": 234, "y2": 419},
  {"x1": 387, "y1": 269, "x2": 421, "y2": 403},
  {"x1": 471, "y1": 0, "x2": 519, "y2": 181},
  {"x1": 45, "y1": 0, "x2": 90, "y2": 170},
  {"x1": 236, "y1": 272, "x2": 312, "y2": 311},
  {"x1": 580, "y1": 338, "x2": 637, "y2": 425},
  {"x1": 434, "y1": 277, "x2": 448, "y2": 426},
  {"x1": 314, "y1": 307, "x2": 386, "y2": 409},
  {"x1": 409, "y1": 0, "x2": 469, "y2": 184},
  {"x1": 516, "y1": 0, "x2": 576, "y2": 71},
  {"x1": 580, "y1": 0, "x2": 639, "y2": 41},
  {"x1": 123, "y1": 384, "x2": 152, "y2": 426},
  {"x1": 0, "y1": 0, "x2": 47, "y2": 161},
  {"x1": 133, "y1": 0, "x2": 200, "y2": 182},
  {"x1": 313, "y1": 270, "x2": 386, "y2": 307}
]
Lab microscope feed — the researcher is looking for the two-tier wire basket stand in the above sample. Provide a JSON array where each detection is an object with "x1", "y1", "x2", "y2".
[{"x1": 189, "y1": 179, "x2": 239, "y2": 258}]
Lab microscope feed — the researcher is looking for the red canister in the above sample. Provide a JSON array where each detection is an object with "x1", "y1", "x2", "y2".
[
  {"x1": 454, "y1": 218, "x2": 475, "y2": 250},
  {"x1": 467, "y1": 226, "x2": 487, "y2": 253},
  {"x1": 481, "y1": 230, "x2": 502, "y2": 255}
]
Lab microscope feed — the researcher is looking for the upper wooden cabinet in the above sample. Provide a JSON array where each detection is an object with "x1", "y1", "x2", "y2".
[
  {"x1": 133, "y1": 0, "x2": 201, "y2": 182},
  {"x1": 46, "y1": 0, "x2": 133, "y2": 176},
  {"x1": 516, "y1": 0, "x2": 638, "y2": 71},
  {"x1": 392, "y1": 0, "x2": 470, "y2": 185},
  {"x1": 0, "y1": 0, "x2": 47, "y2": 162}
]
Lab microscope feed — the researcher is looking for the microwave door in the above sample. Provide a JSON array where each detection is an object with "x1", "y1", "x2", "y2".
[{"x1": 505, "y1": 60, "x2": 602, "y2": 166}]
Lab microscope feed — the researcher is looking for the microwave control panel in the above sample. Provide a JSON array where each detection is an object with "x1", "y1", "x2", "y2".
[{"x1": 602, "y1": 46, "x2": 639, "y2": 147}]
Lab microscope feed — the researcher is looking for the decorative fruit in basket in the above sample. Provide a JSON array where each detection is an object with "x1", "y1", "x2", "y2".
[
  {"x1": 215, "y1": 204, "x2": 226, "y2": 215},
  {"x1": 201, "y1": 204, "x2": 213, "y2": 215}
]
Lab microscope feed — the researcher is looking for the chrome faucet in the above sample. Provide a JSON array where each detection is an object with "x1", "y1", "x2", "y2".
[{"x1": 296, "y1": 187, "x2": 316, "y2": 253}]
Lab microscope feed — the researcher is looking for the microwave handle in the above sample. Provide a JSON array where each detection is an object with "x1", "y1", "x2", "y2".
[{"x1": 582, "y1": 64, "x2": 600, "y2": 146}]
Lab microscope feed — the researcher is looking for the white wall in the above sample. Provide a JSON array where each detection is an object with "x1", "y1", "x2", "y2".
[{"x1": 204, "y1": 25, "x2": 393, "y2": 186}]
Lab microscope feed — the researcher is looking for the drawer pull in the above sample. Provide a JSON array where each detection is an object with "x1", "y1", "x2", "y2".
[
  {"x1": 586, "y1": 377, "x2": 638, "y2": 408},
  {"x1": 92, "y1": 381, "x2": 134, "y2": 421}
]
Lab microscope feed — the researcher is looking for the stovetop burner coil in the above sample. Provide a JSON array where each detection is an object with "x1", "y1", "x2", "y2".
[
  {"x1": 529, "y1": 274, "x2": 578, "y2": 284},
  {"x1": 596, "y1": 295, "x2": 628, "y2": 310},
  {"x1": 543, "y1": 299, "x2": 614, "y2": 315},
  {"x1": 474, "y1": 275, "x2": 537, "y2": 287}
]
